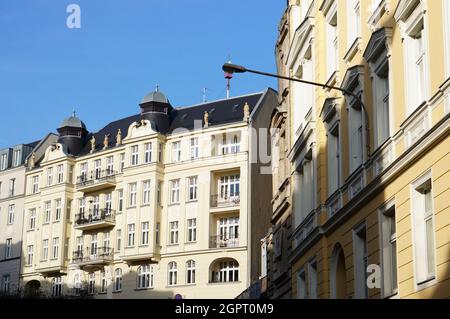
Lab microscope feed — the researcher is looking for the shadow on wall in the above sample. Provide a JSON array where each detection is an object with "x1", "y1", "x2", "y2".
[{"x1": 0, "y1": 240, "x2": 23, "y2": 298}]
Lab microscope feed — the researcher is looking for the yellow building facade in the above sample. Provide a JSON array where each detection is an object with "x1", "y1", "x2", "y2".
[
  {"x1": 20, "y1": 89, "x2": 276, "y2": 299},
  {"x1": 279, "y1": 0, "x2": 450, "y2": 299}
]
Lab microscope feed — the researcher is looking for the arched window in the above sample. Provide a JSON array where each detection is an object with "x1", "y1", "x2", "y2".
[
  {"x1": 100, "y1": 272, "x2": 107, "y2": 293},
  {"x1": 330, "y1": 244, "x2": 347, "y2": 299},
  {"x1": 114, "y1": 268, "x2": 122, "y2": 292},
  {"x1": 168, "y1": 262, "x2": 177, "y2": 286},
  {"x1": 73, "y1": 274, "x2": 81, "y2": 296},
  {"x1": 210, "y1": 259, "x2": 239, "y2": 283},
  {"x1": 137, "y1": 265, "x2": 153, "y2": 289},
  {"x1": 52, "y1": 277, "x2": 62, "y2": 297},
  {"x1": 186, "y1": 260, "x2": 196, "y2": 284}
]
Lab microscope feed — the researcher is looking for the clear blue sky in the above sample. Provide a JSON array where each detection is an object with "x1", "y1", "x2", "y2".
[{"x1": 0, "y1": 0, "x2": 285, "y2": 148}]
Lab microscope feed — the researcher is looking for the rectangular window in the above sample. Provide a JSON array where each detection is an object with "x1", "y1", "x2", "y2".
[
  {"x1": 348, "y1": 102, "x2": 363, "y2": 172},
  {"x1": 157, "y1": 181, "x2": 162, "y2": 205},
  {"x1": 353, "y1": 224, "x2": 368, "y2": 299},
  {"x1": 2, "y1": 275, "x2": 10, "y2": 293},
  {"x1": 103, "y1": 231, "x2": 110, "y2": 249},
  {"x1": 169, "y1": 221, "x2": 179, "y2": 244},
  {"x1": 158, "y1": 142, "x2": 163, "y2": 162},
  {"x1": 29, "y1": 209, "x2": 36, "y2": 230},
  {"x1": 131, "y1": 145, "x2": 139, "y2": 166},
  {"x1": 128, "y1": 224, "x2": 135, "y2": 247},
  {"x1": 47, "y1": 167, "x2": 53, "y2": 186},
  {"x1": 44, "y1": 201, "x2": 51, "y2": 223},
  {"x1": 92, "y1": 195, "x2": 100, "y2": 217},
  {"x1": 308, "y1": 260, "x2": 318, "y2": 299},
  {"x1": 120, "y1": 153, "x2": 125, "y2": 172},
  {"x1": 170, "y1": 179, "x2": 180, "y2": 204},
  {"x1": 347, "y1": 0, "x2": 361, "y2": 47},
  {"x1": 190, "y1": 138, "x2": 199, "y2": 159},
  {"x1": 52, "y1": 237, "x2": 59, "y2": 259},
  {"x1": 118, "y1": 189, "x2": 124, "y2": 212},
  {"x1": 57, "y1": 164, "x2": 64, "y2": 183},
  {"x1": 141, "y1": 222, "x2": 149, "y2": 245},
  {"x1": 172, "y1": 141, "x2": 181, "y2": 162},
  {"x1": 187, "y1": 218, "x2": 197, "y2": 242},
  {"x1": 42, "y1": 239, "x2": 49, "y2": 260},
  {"x1": 327, "y1": 124, "x2": 340, "y2": 195},
  {"x1": 116, "y1": 229, "x2": 122, "y2": 252},
  {"x1": 326, "y1": 10, "x2": 338, "y2": 79},
  {"x1": 101, "y1": 272, "x2": 107, "y2": 293},
  {"x1": 5, "y1": 238, "x2": 12, "y2": 258},
  {"x1": 13, "y1": 149, "x2": 21, "y2": 167},
  {"x1": 27, "y1": 245, "x2": 34, "y2": 266},
  {"x1": 373, "y1": 73, "x2": 390, "y2": 147},
  {"x1": 129, "y1": 183, "x2": 137, "y2": 207},
  {"x1": 412, "y1": 176, "x2": 435, "y2": 285},
  {"x1": 188, "y1": 176, "x2": 198, "y2": 201},
  {"x1": 380, "y1": 203, "x2": 397, "y2": 297},
  {"x1": 156, "y1": 222, "x2": 160, "y2": 245},
  {"x1": 55, "y1": 199, "x2": 62, "y2": 221},
  {"x1": 221, "y1": 135, "x2": 241, "y2": 154},
  {"x1": 144, "y1": 143, "x2": 152, "y2": 163},
  {"x1": 31, "y1": 176, "x2": 39, "y2": 194},
  {"x1": 94, "y1": 159, "x2": 101, "y2": 179},
  {"x1": 0, "y1": 154, "x2": 7, "y2": 170},
  {"x1": 105, "y1": 193, "x2": 112, "y2": 213},
  {"x1": 142, "y1": 180, "x2": 151, "y2": 205},
  {"x1": 296, "y1": 269, "x2": 306, "y2": 299},
  {"x1": 106, "y1": 156, "x2": 114, "y2": 175},
  {"x1": 7, "y1": 205, "x2": 15, "y2": 224},
  {"x1": 9, "y1": 178, "x2": 15, "y2": 197},
  {"x1": 76, "y1": 236, "x2": 83, "y2": 254}
]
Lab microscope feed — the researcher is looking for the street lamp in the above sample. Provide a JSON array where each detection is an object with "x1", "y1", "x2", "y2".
[{"x1": 222, "y1": 63, "x2": 370, "y2": 154}]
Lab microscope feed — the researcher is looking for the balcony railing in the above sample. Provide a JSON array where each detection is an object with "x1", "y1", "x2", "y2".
[
  {"x1": 72, "y1": 247, "x2": 113, "y2": 265},
  {"x1": 209, "y1": 235, "x2": 239, "y2": 248},
  {"x1": 74, "y1": 209, "x2": 115, "y2": 230},
  {"x1": 76, "y1": 170, "x2": 117, "y2": 192},
  {"x1": 210, "y1": 193, "x2": 240, "y2": 208}
]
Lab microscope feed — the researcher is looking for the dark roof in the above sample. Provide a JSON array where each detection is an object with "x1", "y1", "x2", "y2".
[
  {"x1": 59, "y1": 115, "x2": 87, "y2": 130},
  {"x1": 141, "y1": 91, "x2": 169, "y2": 104},
  {"x1": 78, "y1": 92, "x2": 264, "y2": 156},
  {"x1": 25, "y1": 140, "x2": 41, "y2": 148}
]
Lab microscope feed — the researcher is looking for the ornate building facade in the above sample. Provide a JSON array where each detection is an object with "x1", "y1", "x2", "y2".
[
  {"x1": 274, "y1": 0, "x2": 450, "y2": 299},
  {"x1": 19, "y1": 88, "x2": 277, "y2": 299}
]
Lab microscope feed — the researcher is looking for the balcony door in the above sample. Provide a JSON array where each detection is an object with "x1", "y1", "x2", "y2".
[
  {"x1": 218, "y1": 175, "x2": 240, "y2": 203},
  {"x1": 217, "y1": 217, "x2": 239, "y2": 247},
  {"x1": 92, "y1": 196, "x2": 100, "y2": 219},
  {"x1": 90, "y1": 234, "x2": 98, "y2": 259}
]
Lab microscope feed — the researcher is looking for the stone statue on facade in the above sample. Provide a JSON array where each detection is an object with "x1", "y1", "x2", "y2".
[
  {"x1": 243, "y1": 102, "x2": 250, "y2": 122},
  {"x1": 204, "y1": 111, "x2": 209, "y2": 128},
  {"x1": 90, "y1": 136, "x2": 96, "y2": 153},
  {"x1": 116, "y1": 129, "x2": 122, "y2": 146},
  {"x1": 103, "y1": 134, "x2": 110, "y2": 150}
]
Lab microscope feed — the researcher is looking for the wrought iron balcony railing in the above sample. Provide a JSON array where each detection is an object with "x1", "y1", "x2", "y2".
[
  {"x1": 209, "y1": 235, "x2": 239, "y2": 248},
  {"x1": 72, "y1": 247, "x2": 114, "y2": 264},
  {"x1": 75, "y1": 209, "x2": 115, "y2": 226},
  {"x1": 210, "y1": 193, "x2": 240, "y2": 208},
  {"x1": 76, "y1": 169, "x2": 117, "y2": 187}
]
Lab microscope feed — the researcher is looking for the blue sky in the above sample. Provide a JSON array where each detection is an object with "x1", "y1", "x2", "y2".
[{"x1": 0, "y1": 0, "x2": 285, "y2": 148}]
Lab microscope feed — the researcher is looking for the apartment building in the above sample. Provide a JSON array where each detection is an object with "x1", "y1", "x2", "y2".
[
  {"x1": 20, "y1": 88, "x2": 276, "y2": 299},
  {"x1": 272, "y1": 0, "x2": 449, "y2": 299},
  {"x1": 0, "y1": 134, "x2": 57, "y2": 296}
]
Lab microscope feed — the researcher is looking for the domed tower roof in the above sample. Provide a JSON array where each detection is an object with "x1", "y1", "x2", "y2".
[
  {"x1": 139, "y1": 86, "x2": 173, "y2": 134},
  {"x1": 59, "y1": 113, "x2": 86, "y2": 130},
  {"x1": 57, "y1": 112, "x2": 88, "y2": 156},
  {"x1": 140, "y1": 90, "x2": 169, "y2": 104}
]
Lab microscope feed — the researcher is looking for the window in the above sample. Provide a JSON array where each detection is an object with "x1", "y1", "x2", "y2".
[
  {"x1": 412, "y1": 176, "x2": 435, "y2": 285},
  {"x1": 80, "y1": 162, "x2": 88, "y2": 181},
  {"x1": 172, "y1": 141, "x2": 181, "y2": 162},
  {"x1": 9, "y1": 178, "x2": 15, "y2": 197},
  {"x1": 212, "y1": 260, "x2": 239, "y2": 283},
  {"x1": 170, "y1": 179, "x2": 180, "y2": 204},
  {"x1": 131, "y1": 145, "x2": 139, "y2": 166},
  {"x1": 157, "y1": 181, "x2": 162, "y2": 204},
  {"x1": 327, "y1": 124, "x2": 340, "y2": 195},
  {"x1": 88, "y1": 273, "x2": 95, "y2": 295},
  {"x1": 5, "y1": 238, "x2": 12, "y2": 258},
  {"x1": 91, "y1": 234, "x2": 98, "y2": 256},
  {"x1": 103, "y1": 231, "x2": 110, "y2": 249},
  {"x1": 47, "y1": 167, "x2": 53, "y2": 186},
  {"x1": 221, "y1": 135, "x2": 240, "y2": 154},
  {"x1": 106, "y1": 156, "x2": 114, "y2": 175},
  {"x1": 94, "y1": 159, "x2": 101, "y2": 179},
  {"x1": 129, "y1": 183, "x2": 137, "y2": 207},
  {"x1": 74, "y1": 274, "x2": 82, "y2": 296},
  {"x1": 41, "y1": 239, "x2": 49, "y2": 261},
  {"x1": 348, "y1": 99, "x2": 363, "y2": 172},
  {"x1": 142, "y1": 180, "x2": 151, "y2": 205},
  {"x1": 29, "y1": 209, "x2": 36, "y2": 230},
  {"x1": 137, "y1": 265, "x2": 153, "y2": 289},
  {"x1": 52, "y1": 277, "x2": 62, "y2": 297},
  {"x1": 105, "y1": 193, "x2": 112, "y2": 213},
  {"x1": 27, "y1": 245, "x2": 33, "y2": 265},
  {"x1": 187, "y1": 218, "x2": 197, "y2": 242},
  {"x1": 158, "y1": 142, "x2": 163, "y2": 162},
  {"x1": 169, "y1": 221, "x2": 179, "y2": 244},
  {"x1": 296, "y1": 269, "x2": 306, "y2": 299},
  {"x1": 219, "y1": 175, "x2": 240, "y2": 200},
  {"x1": 44, "y1": 201, "x2": 51, "y2": 223},
  {"x1": 294, "y1": 159, "x2": 315, "y2": 224},
  {"x1": 114, "y1": 268, "x2": 122, "y2": 292},
  {"x1": 168, "y1": 262, "x2": 177, "y2": 286},
  {"x1": 380, "y1": 203, "x2": 397, "y2": 297},
  {"x1": 2, "y1": 275, "x2": 10, "y2": 294},
  {"x1": 190, "y1": 138, "x2": 199, "y2": 159},
  {"x1": 188, "y1": 176, "x2": 198, "y2": 201},
  {"x1": 127, "y1": 224, "x2": 135, "y2": 247},
  {"x1": 218, "y1": 217, "x2": 239, "y2": 247},
  {"x1": 144, "y1": 143, "x2": 152, "y2": 163},
  {"x1": 186, "y1": 260, "x2": 196, "y2": 284},
  {"x1": 308, "y1": 260, "x2": 318, "y2": 299},
  {"x1": 0, "y1": 153, "x2": 7, "y2": 170},
  {"x1": 156, "y1": 222, "x2": 160, "y2": 245},
  {"x1": 116, "y1": 229, "x2": 122, "y2": 252},
  {"x1": 7, "y1": 205, "x2": 14, "y2": 224},
  {"x1": 326, "y1": 8, "x2": 338, "y2": 79},
  {"x1": 118, "y1": 189, "x2": 124, "y2": 212},
  {"x1": 141, "y1": 222, "x2": 149, "y2": 245},
  {"x1": 119, "y1": 153, "x2": 125, "y2": 172},
  {"x1": 52, "y1": 237, "x2": 59, "y2": 259},
  {"x1": 373, "y1": 71, "x2": 390, "y2": 147},
  {"x1": 92, "y1": 195, "x2": 100, "y2": 218},
  {"x1": 100, "y1": 272, "x2": 107, "y2": 293},
  {"x1": 347, "y1": 0, "x2": 361, "y2": 47},
  {"x1": 31, "y1": 176, "x2": 39, "y2": 194},
  {"x1": 13, "y1": 149, "x2": 21, "y2": 167},
  {"x1": 55, "y1": 199, "x2": 62, "y2": 221},
  {"x1": 353, "y1": 224, "x2": 368, "y2": 299},
  {"x1": 56, "y1": 164, "x2": 64, "y2": 183}
]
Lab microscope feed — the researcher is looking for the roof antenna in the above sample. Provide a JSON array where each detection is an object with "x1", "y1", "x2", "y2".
[
  {"x1": 72, "y1": 108, "x2": 76, "y2": 117},
  {"x1": 156, "y1": 84, "x2": 160, "y2": 92},
  {"x1": 202, "y1": 88, "x2": 208, "y2": 103},
  {"x1": 224, "y1": 55, "x2": 233, "y2": 99}
]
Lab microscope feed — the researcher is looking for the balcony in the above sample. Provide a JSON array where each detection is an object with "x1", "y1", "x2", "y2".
[
  {"x1": 72, "y1": 247, "x2": 114, "y2": 270},
  {"x1": 76, "y1": 170, "x2": 117, "y2": 193},
  {"x1": 209, "y1": 235, "x2": 239, "y2": 249},
  {"x1": 210, "y1": 193, "x2": 240, "y2": 209},
  {"x1": 74, "y1": 209, "x2": 115, "y2": 231}
]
